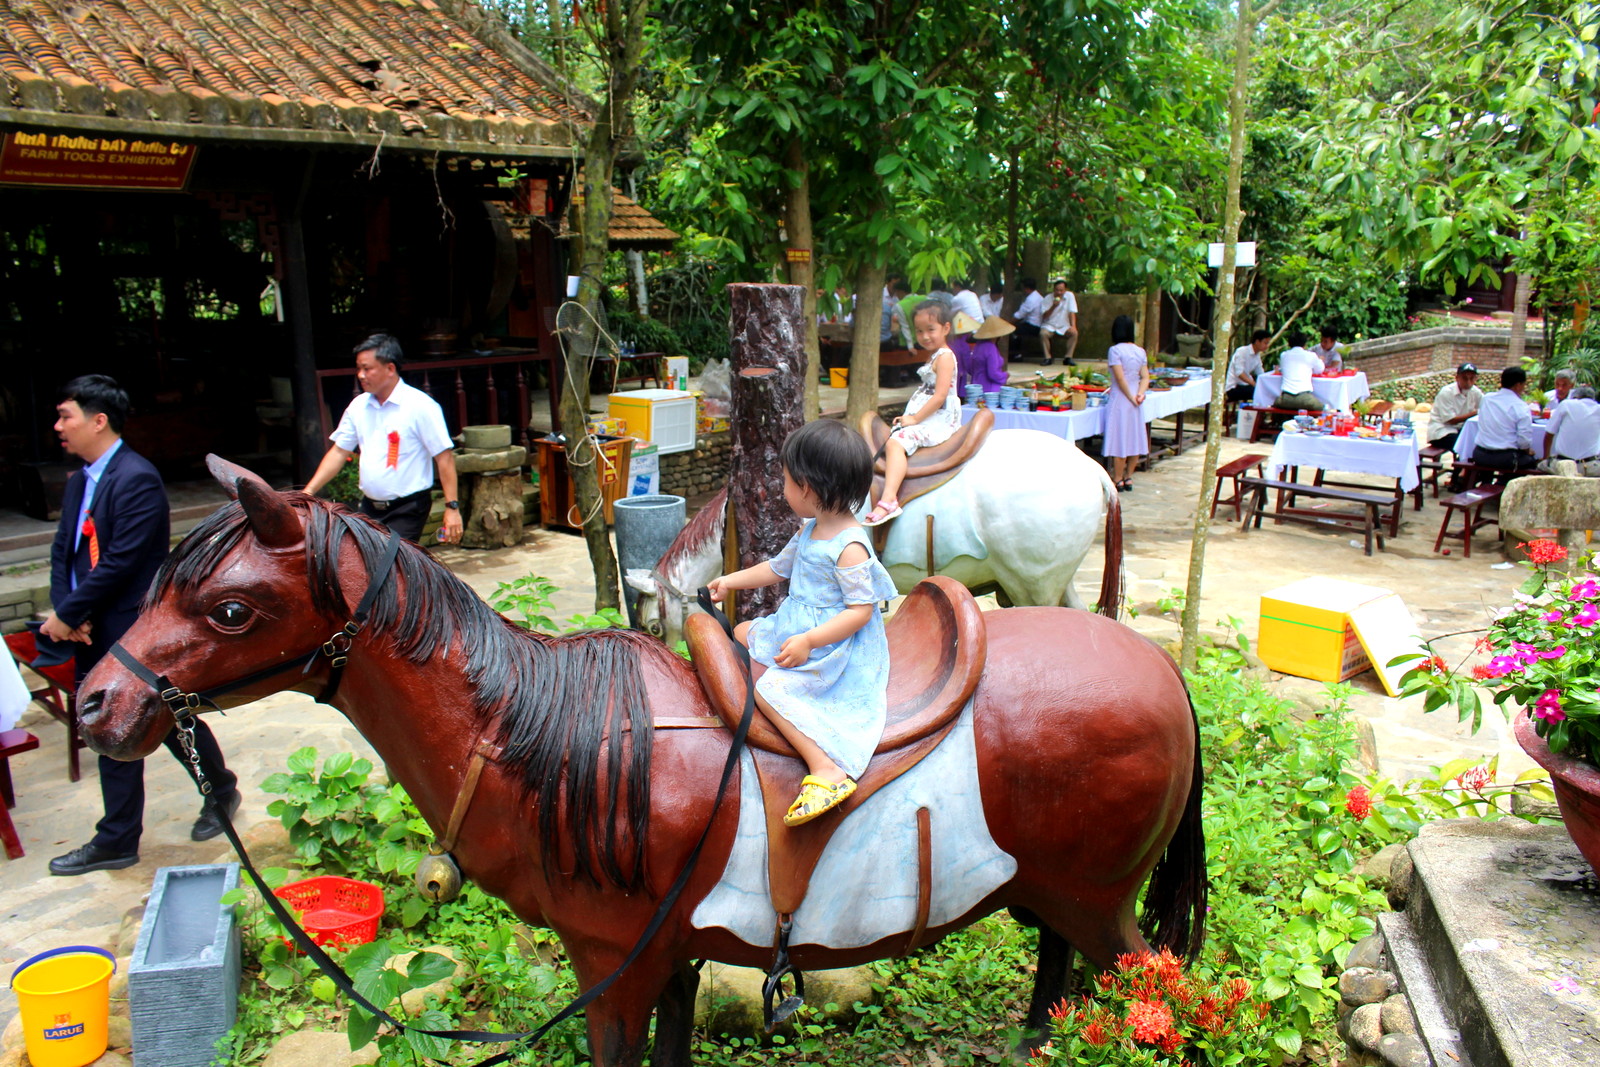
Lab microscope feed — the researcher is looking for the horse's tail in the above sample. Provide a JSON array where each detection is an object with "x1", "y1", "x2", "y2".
[
  {"x1": 1138, "y1": 690, "x2": 1208, "y2": 961},
  {"x1": 1094, "y1": 464, "x2": 1123, "y2": 619}
]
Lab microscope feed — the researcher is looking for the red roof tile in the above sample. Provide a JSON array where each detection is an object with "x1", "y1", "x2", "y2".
[
  {"x1": 552, "y1": 186, "x2": 679, "y2": 249},
  {"x1": 0, "y1": 0, "x2": 591, "y2": 155}
]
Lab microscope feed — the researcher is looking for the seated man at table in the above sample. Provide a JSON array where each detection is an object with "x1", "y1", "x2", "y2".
[
  {"x1": 1427, "y1": 362, "x2": 1483, "y2": 455},
  {"x1": 1310, "y1": 327, "x2": 1344, "y2": 372},
  {"x1": 1275, "y1": 331, "x2": 1326, "y2": 412},
  {"x1": 1473, "y1": 367, "x2": 1539, "y2": 473},
  {"x1": 1542, "y1": 384, "x2": 1600, "y2": 476},
  {"x1": 1552, "y1": 367, "x2": 1578, "y2": 406},
  {"x1": 1225, "y1": 329, "x2": 1271, "y2": 403}
]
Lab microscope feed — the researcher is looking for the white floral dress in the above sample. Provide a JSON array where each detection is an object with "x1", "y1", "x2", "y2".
[
  {"x1": 747, "y1": 521, "x2": 898, "y2": 779},
  {"x1": 890, "y1": 347, "x2": 960, "y2": 457}
]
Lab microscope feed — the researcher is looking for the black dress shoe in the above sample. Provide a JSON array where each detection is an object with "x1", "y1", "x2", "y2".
[
  {"x1": 191, "y1": 790, "x2": 242, "y2": 842},
  {"x1": 49, "y1": 843, "x2": 139, "y2": 876}
]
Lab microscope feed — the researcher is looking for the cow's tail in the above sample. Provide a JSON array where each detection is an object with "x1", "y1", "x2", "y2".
[{"x1": 1094, "y1": 463, "x2": 1124, "y2": 619}]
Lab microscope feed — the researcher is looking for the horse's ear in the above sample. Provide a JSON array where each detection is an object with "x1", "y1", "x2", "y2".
[
  {"x1": 624, "y1": 569, "x2": 656, "y2": 595},
  {"x1": 206, "y1": 454, "x2": 273, "y2": 501},
  {"x1": 237, "y1": 477, "x2": 303, "y2": 548}
]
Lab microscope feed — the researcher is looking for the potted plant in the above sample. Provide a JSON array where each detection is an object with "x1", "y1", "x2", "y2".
[{"x1": 1399, "y1": 539, "x2": 1600, "y2": 871}]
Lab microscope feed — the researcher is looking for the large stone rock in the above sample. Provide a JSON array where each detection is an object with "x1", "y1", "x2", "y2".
[
  {"x1": 239, "y1": 817, "x2": 298, "y2": 869},
  {"x1": 1377, "y1": 1031, "x2": 1431, "y2": 1067},
  {"x1": 107, "y1": 1013, "x2": 133, "y2": 1047},
  {"x1": 1500, "y1": 475, "x2": 1600, "y2": 561},
  {"x1": 1345, "y1": 933, "x2": 1386, "y2": 972},
  {"x1": 1379, "y1": 993, "x2": 1417, "y2": 1036},
  {"x1": 1387, "y1": 847, "x2": 1414, "y2": 911},
  {"x1": 385, "y1": 946, "x2": 464, "y2": 1014},
  {"x1": 1340, "y1": 967, "x2": 1397, "y2": 1006},
  {"x1": 88, "y1": 1053, "x2": 132, "y2": 1067},
  {"x1": 0, "y1": 1013, "x2": 22, "y2": 1051},
  {"x1": 453, "y1": 446, "x2": 527, "y2": 474},
  {"x1": 1341, "y1": 1002, "x2": 1385, "y2": 1053},
  {"x1": 694, "y1": 963, "x2": 877, "y2": 1036},
  {"x1": 461, "y1": 424, "x2": 512, "y2": 450},
  {"x1": 262, "y1": 1030, "x2": 381, "y2": 1066},
  {"x1": 1358, "y1": 843, "x2": 1404, "y2": 888},
  {"x1": 0, "y1": 1049, "x2": 24, "y2": 1067}
]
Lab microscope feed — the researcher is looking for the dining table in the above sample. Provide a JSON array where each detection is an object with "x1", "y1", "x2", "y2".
[
  {"x1": 959, "y1": 403, "x2": 1105, "y2": 441},
  {"x1": 1266, "y1": 425, "x2": 1423, "y2": 536},
  {"x1": 1252, "y1": 370, "x2": 1370, "y2": 413},
  {"x1": 1452, "y1": 414, "x2": 1551, "y2": 463}
]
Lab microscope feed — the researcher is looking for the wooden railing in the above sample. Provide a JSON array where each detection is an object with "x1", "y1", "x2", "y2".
[{"x1": 316, "y1": 349, "x2": 561, "y2": 450}]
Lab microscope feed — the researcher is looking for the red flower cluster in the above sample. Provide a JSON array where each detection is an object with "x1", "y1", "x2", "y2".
[
  {"x1": 1521, "y1": 539, "x2": 1569, "y2": 566},
  {"x1": 1424, "y1": 656, "x2": 1448, "y2": 675},
  {"x1": 1345, "y1": 785, "x2": 1374, "y2": 820}
]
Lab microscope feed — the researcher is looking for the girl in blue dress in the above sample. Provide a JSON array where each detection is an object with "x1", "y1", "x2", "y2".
[{"x1": 709, "y1": 419, "x2": 898, "y2": 826}]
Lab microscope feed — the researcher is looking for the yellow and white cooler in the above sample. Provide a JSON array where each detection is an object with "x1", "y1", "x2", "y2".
[
  {"x1": 1258, "y1": 577, "x2": 1391, "y2": 683},
  {"x1": 608, "y1": 389, "x2": 697, "y2": 454}
]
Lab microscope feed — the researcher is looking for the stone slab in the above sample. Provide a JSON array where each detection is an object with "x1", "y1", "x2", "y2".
[
  {"x1": 1399, "y1": 819, "x2": 1600, "y2": 1067},
  {"x1": 453, "y1": 446, "x2": 527, "y2": 474}
]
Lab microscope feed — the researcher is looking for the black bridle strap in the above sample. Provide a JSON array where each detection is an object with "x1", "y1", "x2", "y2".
[
  {"x1": 171, "y1": 587, "x2": 756, "y2": 1062},
  {"x1": 108, "y1": 529, "x2": 406, "y2": 714}
]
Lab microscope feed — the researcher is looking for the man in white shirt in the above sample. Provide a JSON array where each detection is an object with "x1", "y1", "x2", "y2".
[
  {"x1": 1310, "y1": 328, "x2": 1344, "y2": 372},
  {"x1": 1543, "y1": 385, "x2": 1600, "y2": 475},
  {"x1": 1039, "y1": 279, "x2": 1079, "y2": 366},
  {"x1": 1010, "y1": 277, "x2": 1045, "y2": 362},
  {"x1": 1472, "y1": 367, "x2": 1538, "y2": 472},
  {"x1": 1427, "y1": 363, "x2": 1483, "y2": 454},
  {"x1": 950, "y1": 280, "x2": 984, "y2": 326},
  {"x1": 979, "y1": 283, "x2": 1005, "y2": 321},
  {"x1": 305, "y1": 334, "x2": 464, "y2": 544},
  {"x1": 1226, "y1": 329, "x2": 1271, "y2": 402},
  {"x1": 1275, "y1": 331, "x2": 1326, "y2": 411},
  {"x1": 1552, "y1": 367, "x2": 1578, "y2": 406}
]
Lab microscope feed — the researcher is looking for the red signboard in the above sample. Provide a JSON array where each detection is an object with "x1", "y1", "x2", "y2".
[{"x1": 0, "y1": 132, "x2": 197, "y2": 190}]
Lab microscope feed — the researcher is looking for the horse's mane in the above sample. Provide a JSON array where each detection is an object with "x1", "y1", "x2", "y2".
[
  {"x1": 656, "y1": 486, "x2": 726, "y2": 576},
  {"x1": 150, "y1": 494, "x2": 659, "y2": 890}
]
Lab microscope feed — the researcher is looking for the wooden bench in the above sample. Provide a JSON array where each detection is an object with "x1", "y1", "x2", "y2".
[
  {"x1": 1238, "y1": 476, "x2": 1390, "y2": 556},
  {"x1": 1242, "y1": 406, "x2": 1299, "y2": 443},
  {"x1": 3, "y1": 631, "x2": 84, "y2": 782},
  {"x1": 1434, "y1": 485, "x2": 1503, "y2": 558},
  {"x1": 1211, "y1": 453, "x2": 1269, "y2": 520},
  {"x1": 0, "y1": 729, "x2": 40, "y2": 860},
  {"x1": 1417, "y1": 443, "x2": 1449, "y2": 499}
]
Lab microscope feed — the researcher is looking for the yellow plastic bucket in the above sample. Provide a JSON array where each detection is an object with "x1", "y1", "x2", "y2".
[
  {"x1": 10, "y1": 946, "x2": 116, "y2": 1067},
  {"x1": 828, "y1": 367, "x2": 849, "y2": 388}
]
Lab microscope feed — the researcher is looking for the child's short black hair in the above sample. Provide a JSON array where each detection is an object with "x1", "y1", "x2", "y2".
[
  {"x1": 1110, "y1": 314, "x2": 1137, "y2": 345},
  {"x1": 913, "y1": 299, "x2": 952, "y2": 325},
  {"x1": 60, "y1": 375, "x2": 129, "y2": 434},
  {"x1": 781, "y1": 419, "x2": 874, "y2": 515}
]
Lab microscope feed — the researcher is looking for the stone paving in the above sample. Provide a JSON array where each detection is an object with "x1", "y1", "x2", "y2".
[{"x1": 0, "y1": 430, "x2": 1554, "y2": 1058}]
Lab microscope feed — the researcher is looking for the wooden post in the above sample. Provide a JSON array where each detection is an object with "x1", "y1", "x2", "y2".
[
  {"x1": 282, "y1": 155, "x2": 322, "y2": 484},
  {"x1": 728, "y1": 283, "x2": 807, "y2": 622}
]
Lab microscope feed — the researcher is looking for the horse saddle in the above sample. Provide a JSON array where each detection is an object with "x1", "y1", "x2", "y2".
[
  {"x1": 858, "y1": 407, "x2": 994, "y2": 517},
  {"x1": 685, "y1": 576, "x2": 987, "y2": 917}
]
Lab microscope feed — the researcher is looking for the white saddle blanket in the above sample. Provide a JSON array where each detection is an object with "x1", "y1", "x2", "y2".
[{"x1": 690, "y1": 699, "x2": 1017, "y2": 950}]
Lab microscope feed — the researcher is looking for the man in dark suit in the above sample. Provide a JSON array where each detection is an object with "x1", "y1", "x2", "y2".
[{"x1": 40, "y1": 375, "x2": 240, "y2": 876}]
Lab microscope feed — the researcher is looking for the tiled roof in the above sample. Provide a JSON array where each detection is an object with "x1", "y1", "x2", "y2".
[
  {"x1": 0, "y1": 0, "x2": 590, "y2": 156},
  {"x1": 552, "y1": 186, "x2": 679, "y2": 249}
]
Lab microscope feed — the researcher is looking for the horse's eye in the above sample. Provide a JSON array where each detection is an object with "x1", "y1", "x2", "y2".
[
  {"x1": 207, "y1": 601, "x2": 252, "y2": 629},
  {"x1": 646, "y1": 620, "x2": 664, "y2": 638}
]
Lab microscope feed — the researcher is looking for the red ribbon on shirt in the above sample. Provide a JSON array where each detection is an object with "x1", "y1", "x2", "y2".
[
  {"x1": 82, "y1": 516, "x2": 100, "y2": 569},
  {"x1": 386, "y1": 430, "x2": 400, "y2": 469}
]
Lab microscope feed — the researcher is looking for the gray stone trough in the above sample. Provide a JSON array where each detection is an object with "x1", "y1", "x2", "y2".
[{"x1": 128, "y1": 863, "x2": 242, "y2": 1067}]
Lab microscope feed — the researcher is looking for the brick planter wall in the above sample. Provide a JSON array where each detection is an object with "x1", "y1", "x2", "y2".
[
  {"x1": 1347, "y1": 326, "x2": 1545, "y2": 383},
  {"x1": 661, "y1": 433, "x2": 733, "y2": 498}
]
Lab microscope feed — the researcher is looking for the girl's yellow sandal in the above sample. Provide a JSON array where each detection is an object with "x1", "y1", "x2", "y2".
[{"x1": 783, "y1": 775, "x2": 857, "y2": 826}]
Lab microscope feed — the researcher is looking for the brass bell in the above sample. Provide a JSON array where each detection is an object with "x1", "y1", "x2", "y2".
[{"x1": 414, "y1": 847, "x2": 463, "y2": 903}]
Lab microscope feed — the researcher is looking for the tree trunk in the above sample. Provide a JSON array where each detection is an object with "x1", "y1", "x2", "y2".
[
  {"x1": 281, "y1": 160, "x2": 322, "y2": 484},
  {"x1": 846, "y1": 262, "x2": 886, "y2": 429},
  {"x1": 728, "y1": 284, "x2": 808, "y2": 622},
  {"x1": 1180, "y1": 0, "x2": 1274, "y2": 670},
  {"x1": 1142, "y1": 280, "x2": 1162, "y2": 356},
  {"x1": 783, "y1": 138, "x2": 820, "y2": 422},
  {"x1": 1507, "y1": 269, "x2": 1530, "y2": 372},
  {"x1": 563, "y1": 0, "x2": 647, "y2": 613},
  {"x1": 1005, "y1": 148, "x2": 1020, "y2": 293},
  {"x1": 1021, "y1": 237, "x2": 1052, "y2": 290},
  {"x1": 459, "y1": 468, "x2": 526, "y2": 548}
]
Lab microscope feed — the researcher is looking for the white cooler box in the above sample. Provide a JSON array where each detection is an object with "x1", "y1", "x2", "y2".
[{"x1": 609, "y1": 389, "x2": 698, "y2": 454}]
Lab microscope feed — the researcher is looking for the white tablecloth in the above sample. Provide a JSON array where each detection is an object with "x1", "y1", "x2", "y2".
[
  {"x1": 961, "y1": 404, "x2": 1105, "y2": 441},
  {"x1": 1453, "y1": 415, "x2": 1550, "y2": 463},
  {"x1": 1267, "y1": 429, "x2": 1422, "y2": 492},
  {"x1": 1252, "y1": 372, "x2": 1370, "y2": 412},
  {"x1": 1142, "y1": 376, "x2": 1214, "y2": 422}
]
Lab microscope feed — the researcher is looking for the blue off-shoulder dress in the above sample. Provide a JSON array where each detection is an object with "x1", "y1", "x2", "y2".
[{"x1": 747, "y1": 521, "x2": 899, "y2": 780}]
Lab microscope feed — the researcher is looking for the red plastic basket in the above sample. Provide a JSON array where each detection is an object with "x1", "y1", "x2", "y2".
[{"x1": 273, "y1": 876, "x2": 385, "y2": 950}]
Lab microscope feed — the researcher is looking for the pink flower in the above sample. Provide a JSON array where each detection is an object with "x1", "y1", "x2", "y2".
[
  {"x1": 1551, "y1": 976, "x2": 1581, "y2": 994},
  {"x1": 1564, "y1": 604, "x2": 1600, "y2": 628},
  {"x1": 1538, "y1": 645, "x2": 1568, "y2": 660},
  {"x1": 1569, "y1": 579, "x2": 1600, "y2": 601},
  {"x1": 1455, "y1": 765, "x2": 1493, "y2": 792},
  {"x1": 1541, "y1": 609, "x2": 1566, "y2": 623},
  {"x1": 1487, "y1": 655, "x2": 1523, "y2": 675},
  {"x1": 1534, "y1": 689, "x2": 1566, "y2": 723}
]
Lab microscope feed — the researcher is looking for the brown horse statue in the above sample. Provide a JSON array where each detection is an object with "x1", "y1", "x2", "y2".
[{"x1": 77, "y1": 459, "x2": 1205, "y2": 1067}]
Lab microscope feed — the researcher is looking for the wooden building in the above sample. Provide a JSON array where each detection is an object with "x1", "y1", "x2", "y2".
[{"x1": 0, "y1": 0, "x2": 599, "y2": 505}]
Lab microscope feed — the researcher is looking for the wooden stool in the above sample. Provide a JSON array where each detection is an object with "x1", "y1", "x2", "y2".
[
  {"x1": 0, "y1": 728, "x2": 40, "y2": 859},
  {"x1": 3, "y1": 631, "x2": 83, "y2": 781},
  {"x1": 1417, "y1": 444, "x2": 1448, "y2": 500},
  {"x1": 1211, "y1": 453, "x2": 1269, "y2": 520},
  {"x1": 1434, "y1": 485, "x2": 1503, "y2": 558}
]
